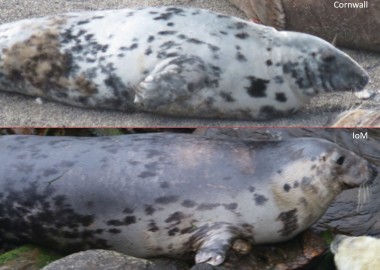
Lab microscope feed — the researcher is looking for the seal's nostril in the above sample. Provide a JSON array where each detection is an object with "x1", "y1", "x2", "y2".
[{"x1": 359, "y1": 73, "x2": 370, "y2": 86}]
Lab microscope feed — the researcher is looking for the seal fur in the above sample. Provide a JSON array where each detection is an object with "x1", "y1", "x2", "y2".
[
  {"x1": 0, "y1": 6, "x2": 369, "y2": 120},
  {"x1": 0, "y1": 133, "x2": 377, "y2": 266}
]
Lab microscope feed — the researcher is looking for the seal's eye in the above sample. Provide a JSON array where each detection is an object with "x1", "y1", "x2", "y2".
[{"x1": 336, "y1": 156, "x2": 345, "y2": 165}]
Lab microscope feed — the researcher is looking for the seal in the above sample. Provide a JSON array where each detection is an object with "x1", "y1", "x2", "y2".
[
  {"x1": 0, "y1": 133, "x2": 377, "y2": 266},
  {"x1": 331, "y1": 235, "x2": 380, "y2": 270},
  {"x1": 229, "y1": 0, "x2": 380, "y2": 53},
  {"x1": 0, "y1": 6, "x2": 369, "y2": 120}
]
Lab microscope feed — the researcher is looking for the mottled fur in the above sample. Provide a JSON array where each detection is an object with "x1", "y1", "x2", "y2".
[
  {"x1": 0, "y1": 6, "x2": 369, "y2": 120},
  {"x1": 0, "y1": 134, "x2": 377, "y2": 266}
]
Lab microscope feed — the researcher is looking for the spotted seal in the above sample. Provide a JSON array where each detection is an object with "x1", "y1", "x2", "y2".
[
  {"x1": 331, "y1": 235, "x2": 380, "y2": 270},
  {"x1": 0, "y1": 6, "x2": 369, "y2": 120},
  {"x1": 0, "y1": 133, "x2": 377, "y2": 266}
]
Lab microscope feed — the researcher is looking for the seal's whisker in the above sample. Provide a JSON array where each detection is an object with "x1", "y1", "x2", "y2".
[{"x1": 356, "y1": 183, "x2": 372, "y2": 212}]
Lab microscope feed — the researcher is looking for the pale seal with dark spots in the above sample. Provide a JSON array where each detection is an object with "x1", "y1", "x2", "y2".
[
  {"x1": 0, "y1": 6, "x2": 369, "y2": 120},
  {"x1": 0, "y1": 133, "x2": 377, "y2": 266}
]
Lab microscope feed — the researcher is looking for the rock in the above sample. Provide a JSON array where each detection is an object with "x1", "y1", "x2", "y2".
[
  {"x1": 229, "y1": 0, "x2": 380, "y2": 53},
  {"x1": 41, "y1": 249, "x2": 190, "y2": 270}
]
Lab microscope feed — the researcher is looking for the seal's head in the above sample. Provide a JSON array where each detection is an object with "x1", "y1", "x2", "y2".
[
  {"x1": 301, "y1": 138, "x2": 377, "y2": 193},
  {"x1": 272, "y1": 138, "x2": 377, "y2": 224},
  {"x1": 276, "y1": 32, "x2": 369, "y2": 97}
]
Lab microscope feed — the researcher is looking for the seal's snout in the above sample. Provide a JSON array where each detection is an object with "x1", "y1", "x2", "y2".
[
  {"x1": 359, "y1": 73, "x2": 370, "y2": 89},
  {"x1": 327, "y1": 51, "x2": 369, "y2": 92}
]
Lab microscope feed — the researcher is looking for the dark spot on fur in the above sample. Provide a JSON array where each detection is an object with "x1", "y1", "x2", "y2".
[
  {"x1": 129, "y1": 43, "x2": 138, "y2": 50},
  {"x1": 159, "y1": 181, "x2": 170, "y2": 188},
  {"x1": 283, "y1": 184, "x2": 291, "y2": 192},
  {"x1": 165, "y1": 212, "x2": 185, "y2": 223},
  {"x1": 147, "y1": 36, "x2": 155, "y2": 43},
  {"x1": 108, "y1": 228, "x2": 121, "y2": 234},
  {"x1": 123, "y1": 207, "x2": 134, "y2": 214},
  {"x1": 235, "y1": 32, "x2": 249, "y2": 39},
  {"x1": 254, "y1": 194, "x2": 268, "y2": 206},
  {"x1": 107, "y1": 220, "x2": 124, "y2": 226},
  {"x1": 260, "y1": 106, "x2": 294, "y2": 119},
  {"x1": 168, "y1": 227, "x2": 180, "y2": 236},
  {"x1": 177, "y1": 34, "x2": 187, "y2": 39},
  {"x1": 77, "y1": 20, "x2": 90, "y2": 25},
  {"x1": 180, "y1": 226, "x2": 196, "y2": 234},
  {"x1": 166, "y1": 7, "x2": 185, "y2": 14},
  {"x1": 148, "y1": 220, "x2": 159, "y2": 232},
  {"x1": 208, "y1": 44, "x2": 220, "y2": 52},
  {"x1": 220, "y1": 92, "x2": 235, "y2": 102},
  {"x1": 197, "y1": 203, "x2": 220, "y2": 210},
  {"x1": 138, "y1": 171, "x2": 156, "y2": 178},
  {"x1": 158, "y1": 30, "x2": 177, "y2": 36},
  {"x1": 154, "y1": 13, "x2": 173, "y2": 21},
  {"x1": 301, "y1": 177, "x2": 312, "y2": 186},
  {"x1": 167, "y1": 22, "x2": 175, "y2": 27},
  {"x1": 160, "y1": 41, "x2": 177, "y2": 49},
  {"x1": 275, "y1": 92, "x2": 287, "y2": 102},
  {"x1": 266, "y1": 60, "x2": 273, "y2": 66},
  {"x1": 235, "y1": 22, "x2": 248, "y2": 29},
  {"x1": 293, "y1": 181, "x2": 299, "y2": 188},
  {"x1": 124, "y1": 216, "x2": 136, "y2": 225},
  {"x1": 249, "y1": 186, "x2": 256, "y2": 193},
  {"x1": 145, "y1": 205, "x2": 156, "y2": 215},
  {"x1": 187, "y1": 38, "x2": 204, "y2": 45},
  {"x1": 236, "y1": 52, "x2": 247, "y2": 62},
  {"x1": 220, "y1": 31, "x2": 228, "y2": 35},
  {"x1": 181, "y1": 200, "x2": 197, "y2": 208},
  {"x1": 277, "y1": 209, "x2": 298, "y2": 237},
  {"x1": 145, "y1": 48, "x2": 153, "y2": 55},
  {"x1": 274, "y1": 76, "x2": 284, "y2": 84},
  {"x1": 277, "y1": 169, "x2": 283, "y2": 174},
  {"x1": 155, "y1": 196, "x2": 179, "y2": 204},
  {"x1": 246, "y1": 76, "x2": 270, "y2": 97},
  {"x1": 223, "y1": 203, "x2": 238, "y2": 210}
]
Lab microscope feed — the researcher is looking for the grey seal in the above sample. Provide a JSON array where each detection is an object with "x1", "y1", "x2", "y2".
[
  {"x1": 0, "y1": 6, "x2": 369, "y2": 120},
  {"x1": 0, "y1": 133, "x2": 377, "y2": 266}
]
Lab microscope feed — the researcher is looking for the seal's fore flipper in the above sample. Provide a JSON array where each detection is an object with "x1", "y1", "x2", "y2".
[
  {"x1": 195, "y1": 229, "x2": 235, "y2": 266},
  {"x1": 134, "y1": 55, "x2": 210, "y2": 110}
]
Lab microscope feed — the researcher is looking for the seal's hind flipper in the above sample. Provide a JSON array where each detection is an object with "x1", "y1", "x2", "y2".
[
  {"x1": 194, "y1": 229, "x2": 234, "y2": 266},
  {"x1": 134, "y1": 55, "x2": 210, "y2": 110}
]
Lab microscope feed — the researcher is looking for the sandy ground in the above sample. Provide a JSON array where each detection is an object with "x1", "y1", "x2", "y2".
[{"x1": 0, "y1": 0, "x2": 379, "y2": 127}]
